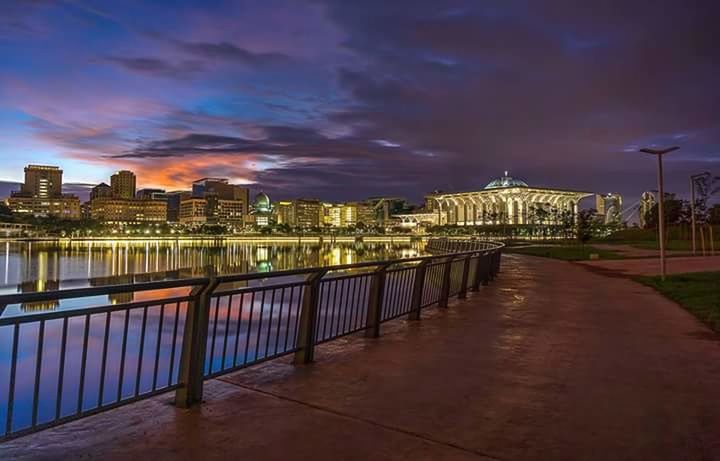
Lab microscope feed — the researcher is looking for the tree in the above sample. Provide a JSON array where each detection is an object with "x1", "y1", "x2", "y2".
[
  {"x1": 0, "y1": 203, "x2": 13, "y2": 220},
  {"x1": 709, "y1": 204, "x2": 720, "y2": 225},
  {"x1": 644, "y1": 193, "x2": 689, "y2": 227},
  {"x1": 576, "y1": 209, "x2": 599, "y2": 244}
]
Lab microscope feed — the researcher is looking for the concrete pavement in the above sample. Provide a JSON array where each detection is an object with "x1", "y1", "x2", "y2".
[{"x1": 3, "y1": 254, "x2": 720, "y2": 460}]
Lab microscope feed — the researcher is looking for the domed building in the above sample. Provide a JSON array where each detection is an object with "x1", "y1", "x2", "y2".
[
  {"x1": 395, "y1": 172, "x2": 593, "y2": 227},
  {"x1": 250, "y1": 192, "x2": 273, "y2": 226},
  {"x1": 484, "y1": 172, "x2": 529, "y2": 189}
]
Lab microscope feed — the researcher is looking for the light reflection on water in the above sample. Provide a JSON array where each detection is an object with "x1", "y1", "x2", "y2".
[
  {"x1": 0, "y1": 239, "x2": 424, "y2": 298},
  {"x1": 0, "y1": 239, "x2": 425, "y2": 435}
]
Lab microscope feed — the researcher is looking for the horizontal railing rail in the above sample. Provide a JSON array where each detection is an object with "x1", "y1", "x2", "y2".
[{"x1": 0, "y1": 239, "x2": 503, "y2": 442}]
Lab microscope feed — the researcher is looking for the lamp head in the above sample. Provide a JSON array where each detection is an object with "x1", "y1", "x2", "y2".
[{"x1": 639, "y1": 146, "x2": 679, "y2": 156}]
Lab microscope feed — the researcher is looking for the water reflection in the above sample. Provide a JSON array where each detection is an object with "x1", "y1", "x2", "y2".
[{"x1": 0, "y1": 239, "x2": 424, "y2": 304}]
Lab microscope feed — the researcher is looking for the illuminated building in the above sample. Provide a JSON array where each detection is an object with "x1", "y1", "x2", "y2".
[
  {"x1": 250, "y1": 192, "x2": 273, "y2": 227},
  {"x1": 399, "y1": 172, "x2": 592, "y2": 227},
  {"x1": 213, "y1": 198, "x2": 246, "y2": 225},
  {"x1": 323, "y1": 203, "x2": 342, "y2": 227},
  {"x1": 165, "y1": 191, "x2": 189, "y2": 223},
  {"x1": 90, "y1": 198, "x2": 167, "y2": 224},
  {"x1": 7, "y1": 165, "x2": 81, "y2": 219},
  {"x1": 90, "y1": 183, "x2": 112, "y2": 200},
  {"x1": 0, "y1": 222, "x2": 33, "y2": 237},
  {"x1": 111, "y1": 170, "x2": 137, "y2": 199},
  {"x1": 189, "y1": 178, "x2": 251, "y2": 226},
  {"x1": 322, "y1": 202, "x2": 376, "y2": 228},
  {"x1": 8, "y1": 195, "x2": 81, "y2": 219},
  {"x1": 21, "y1": 165, "x2": 62, "y2": 198},
  {"x1": 136, "y1": 188, "x2": 168, "y2": 200},
  {"x1": 364, "y1": 197, "x2": 411, "y2": 225},
  {"x1": 179, "y1": 198, "x2": 208, "y2": 225},
  {"x1": 273, "y1": 201, "x2": 295, "y2": 226},
  {"x1": 639, "y1": 191, "x2": 656, "y2": 228},
  {"x1": 596, "y1": 193, "x2": 623, "y2": 225},
  {"x1": 294, "y1": 199, "x2": 323, "y2": 229},
  {"x1": 344, "y1": 202, "x2": 375, "y2": 227}
]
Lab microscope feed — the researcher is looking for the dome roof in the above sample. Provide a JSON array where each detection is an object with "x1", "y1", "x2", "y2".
[
  {"x1": 252, "y1": 192, "x2": 272, "y2": 213},
  {"x1": 484, "y1": 171, "x2": 528, "y2": 189}
]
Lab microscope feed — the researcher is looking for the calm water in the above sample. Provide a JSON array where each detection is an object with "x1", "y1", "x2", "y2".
[
  {"x1": 0, "y1": 238, "x2": 428, "y2": 436},
  {"x1": 0, "y1": 238, "x2": 425, "y2": 296}
]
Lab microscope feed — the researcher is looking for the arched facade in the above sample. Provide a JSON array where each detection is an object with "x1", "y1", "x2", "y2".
[{"x1": 408, "y1": 173, "x2": 592, "y2": 226}]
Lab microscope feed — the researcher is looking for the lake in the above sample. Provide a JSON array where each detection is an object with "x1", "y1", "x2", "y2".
[{"x1": 0, "y1": 238, "x2": 426, "y2": 295}]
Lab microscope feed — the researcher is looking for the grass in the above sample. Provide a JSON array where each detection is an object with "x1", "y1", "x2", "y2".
[
  {"x1": 505, "y1": 245, "x2": 625, "y2": 261},
  {"x1": 637, "y1": 272, "x2": 720, "y2": 333},
  {"x1": 629, "y1": 240, "x2": 720, "y2": 251},
  {"x1": 601, "y1": 226, "x2": 720, "y2": 252}
]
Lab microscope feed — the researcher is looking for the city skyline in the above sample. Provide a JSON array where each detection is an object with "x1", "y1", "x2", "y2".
[{"x1": 1, "y1": 1, "x2": 719, "y2": 203}]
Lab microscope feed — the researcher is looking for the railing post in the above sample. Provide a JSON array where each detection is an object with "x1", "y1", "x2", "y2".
[
  {"x1": 480, "y1": 252, "x2": 491, "y2": 286},
  {"x1": 490, "y1": 251, "x2": 501, "y2": 278},
  {"x1": 175, "y1": 278, "x2": 216, "y2": 408},
  {"x1": 487, "y1": 252, "x2": 496, "y2": 281},
  {"x1": 294, "y1": 270, "x2": 326, "y2": 364},
  {"x1": 365, "y1": 265, "x2": 389, "y2": 337},
  {"x1": 470, "y1": 253, "x2": 483, "y2": 291},
  {"x1": 438, "y1": 256, "x2": 453, "y2": 308},
  {"x1": 408, "y1": 260, "x2": 429, "y2": 320},
  {"x1": 458, "y1": 255, "x2": 471, "y2": 299}
]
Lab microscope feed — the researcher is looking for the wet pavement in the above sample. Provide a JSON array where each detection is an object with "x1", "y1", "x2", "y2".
[{"x1": 3, "y1": 254, "x2": 720, "y2": 460}]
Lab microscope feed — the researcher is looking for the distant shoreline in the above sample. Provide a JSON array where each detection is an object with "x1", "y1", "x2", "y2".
[{"x1": 0, "y1": 234, "x2": 425, "y2": 243}]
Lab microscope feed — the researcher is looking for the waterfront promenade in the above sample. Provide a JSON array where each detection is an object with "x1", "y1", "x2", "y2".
[{"x1": 3, "y1": 254, "x2": 720, "y2": 460}]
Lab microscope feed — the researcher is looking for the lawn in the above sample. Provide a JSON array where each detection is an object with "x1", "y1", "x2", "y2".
[
  {"x1": 505, "y1": 245, "x2": 625, "y2": 261},
  {"x1": 637, "y1": 272, "x2": 720, "y2": 333},
  {"x1": 629, "y1": 240, "x2": 719, "y2": 251},
  {"x1": 600, "y1": 227, "x2": 720, "y2": 252}
]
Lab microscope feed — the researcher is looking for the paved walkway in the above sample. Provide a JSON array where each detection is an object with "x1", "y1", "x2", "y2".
[
  {"x1": 590, "y1": 243, "x2": 693, "y2": 258},
  {"x1": 3, "y1": 255, "x2": 720, "y2": 460},
  {"x1": 578, "y1": 255, "x2": 720, "y2": 277}
]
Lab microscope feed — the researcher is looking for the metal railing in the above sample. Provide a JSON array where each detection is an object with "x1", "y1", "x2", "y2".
[{"x1": 0, "y1": 238, "x2": 502, "y2": 441}]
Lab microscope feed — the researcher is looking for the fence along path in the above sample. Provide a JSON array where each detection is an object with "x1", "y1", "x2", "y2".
[{"x1": 0, "y1": 238, "x2": 502, "y2": 441}]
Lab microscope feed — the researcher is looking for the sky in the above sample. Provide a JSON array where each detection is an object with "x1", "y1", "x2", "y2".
[{"x1": 1, "y1": 0, "x2": 719, "y2": 206}]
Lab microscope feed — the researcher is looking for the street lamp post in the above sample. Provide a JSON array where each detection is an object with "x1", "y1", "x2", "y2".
[{"x1": 638, "y1": 146, "x2": 679, "y2": 281}]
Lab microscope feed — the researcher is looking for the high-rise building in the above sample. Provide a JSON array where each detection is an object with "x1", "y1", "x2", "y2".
[
  {"x1": 188, "y1": 178, "x2": 250, "y2": 226},
  {"x1": 8, "y1": 164, "x2": 80, "y2": 219},
  {"x1": 323, "y1": 203, "x2": 342, "y2": 227},
  {"x1": 165, "y1": 191, "x2": 189, "y2": 223},
  {"x1": 294, "y1": 199, "x2": 323, "y2": 229},
  {"x1": 274, "y1": 201, "x2": 295, "y2": 226},
  {"x1": 21, "y1": 165, "x2": 63, "y2": 198},
  {"x1": 111, "y1": 170, "x2": 136, "y2": 199},
  {"x1": 89, "y1": 173, "x2": 168, "y2": 224},
  {"x1": 320, "y1": 202, "x2": 377, "y2": 228},
  {"x1": 179, "y1": 198, "x2": 208, "y2": 225}
]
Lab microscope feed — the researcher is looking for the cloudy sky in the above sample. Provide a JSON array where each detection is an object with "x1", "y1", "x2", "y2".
[{"x1": 1, "y1": 0, "x2": 718, "y2": 204}]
